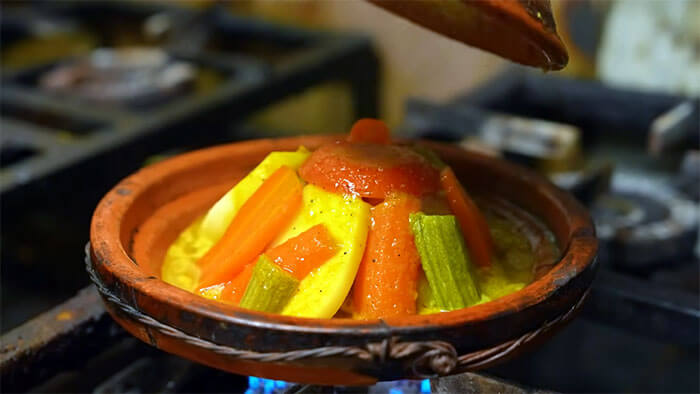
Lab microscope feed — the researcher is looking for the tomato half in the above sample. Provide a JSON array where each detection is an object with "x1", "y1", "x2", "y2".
[{"x1": 299, "y1": 142, "x2": 440, "y2": 198}]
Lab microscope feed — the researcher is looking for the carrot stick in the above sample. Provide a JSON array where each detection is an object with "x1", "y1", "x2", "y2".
[
  {"x1": 219, "y1": 262, "x2": 256, "y2": 305},
  {"x1": 197, "y1": 166, "x2": 303, "y2": 288},
  {"x1": 440, "y1": 167, "x2": 493, "y2": 268},
  {"x1": 265, "y1": 224, "x2": 338, "y2": 280},
  {"x1": 347, "y1": 118, "x2": 391, "y2": 144},
  {"x1": 352, "y1": 194, "x2": 422, "y2": 319},
  {"x1": 219, "y1": 224, "x2": 337, "y2": 305}
]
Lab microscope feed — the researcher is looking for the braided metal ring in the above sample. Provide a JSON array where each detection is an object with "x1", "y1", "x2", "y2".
[{"x1": 85, "y1": 243, "x2": 589, "y2": 378}]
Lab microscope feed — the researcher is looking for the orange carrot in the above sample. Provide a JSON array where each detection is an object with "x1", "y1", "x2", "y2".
[
  {"x1": 265, "y1": 224, "x2": 338, "y2": 280},
  {"x1": 219, "y1": 225, "x2": 337, "y2": 305},
  {"x1": 197, "y1": 166, "x2": 303, "y2": 288},
  {"x1": 440, "y1": 167, "x2": 493, "y2": 268},
  {"x1": 352, "y1": 194, "x2": 422, "y2": 319},
  {"x1": 220, "y1": 262, "x2": 256, "y2": 305},
  {"x1": 347, "y1": 118, "x2": 391, "y2": 144},
  {"x1": 421, "y1": 192, "x2": 452, "y2": 215}
]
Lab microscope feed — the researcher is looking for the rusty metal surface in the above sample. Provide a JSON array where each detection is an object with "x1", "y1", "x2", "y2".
[{"x1": 0, "y1": 286, "x2": 126, "y2": 392}]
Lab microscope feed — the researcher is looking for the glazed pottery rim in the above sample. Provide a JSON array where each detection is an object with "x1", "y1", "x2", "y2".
[{"x1": 90, "y1": 135, "x2": 597, "y2": 334}]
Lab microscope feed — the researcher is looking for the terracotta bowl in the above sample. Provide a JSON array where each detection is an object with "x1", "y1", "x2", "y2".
[{"x1": 88, "y1": 135, "x2": 597, "y2": 385}]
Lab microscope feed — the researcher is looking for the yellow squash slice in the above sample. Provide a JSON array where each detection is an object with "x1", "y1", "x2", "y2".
[
  {"x1": 274, "y1": 184, "x2": 370, "y2": 318},
  {"x1": 200, "y1": 147, "x2": 310, "y2": 242},
  {"x1": 162, "y1": 148, "x2": 310, "y2": 292}
]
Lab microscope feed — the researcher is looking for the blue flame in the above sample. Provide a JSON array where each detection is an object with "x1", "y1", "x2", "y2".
[
  {"x1": 263, "y1": 379, "x2": 275, "y2": 394},
  {"x1": 247, "y1": 377, "x2": 290, "y2": 394},
  {"x1": 246, "y1": 376, "x2": 430, "y2": 393},
  {"x1": 248, "y1": 376, "x2": 260, "y2": 389}
]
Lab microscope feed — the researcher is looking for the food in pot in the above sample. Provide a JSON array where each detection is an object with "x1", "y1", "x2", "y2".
[{"x1": 162, "y1": 119, "x2": 559, "y2": 319}]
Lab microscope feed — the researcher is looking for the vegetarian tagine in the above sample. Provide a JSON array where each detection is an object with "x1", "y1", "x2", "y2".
[{"x1": 162, "y1": 119, "x2": 559, "y2": 319}]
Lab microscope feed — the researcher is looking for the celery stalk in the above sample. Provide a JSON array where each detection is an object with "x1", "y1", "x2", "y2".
[
  {"x1": 239, "y1": 256, "x2": 299, "y2": 313},
  {"x1": 410, "y1": 213, "x2": 480, "y2": 310}
]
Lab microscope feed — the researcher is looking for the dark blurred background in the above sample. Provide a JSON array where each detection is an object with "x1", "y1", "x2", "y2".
[{"x1": 1, "y1": 1, "x2": 698, "y2": 393}]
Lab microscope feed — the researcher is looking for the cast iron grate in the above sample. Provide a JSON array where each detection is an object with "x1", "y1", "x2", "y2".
[{"x1": 1, "y1": 0, "x2": 378, "y2": 333}]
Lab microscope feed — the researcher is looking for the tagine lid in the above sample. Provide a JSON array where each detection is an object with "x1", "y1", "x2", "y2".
[{"x1": 367, "y1": 0, "x2": 568, "y2": 70}]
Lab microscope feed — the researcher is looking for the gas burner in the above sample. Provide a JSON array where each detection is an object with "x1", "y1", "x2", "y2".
[
  {"x1": 245, "y1": 377, "x2": 431, "y2": 394},
  {"x1": 39, "y1": 47, "x2": 195, "y2": 107},
  {"x1": 676, "y1": 150, "x2": 700, "y2": 202},
  {"x1": 548, "y1": 161, "x2": 613, "y2": 206},
  {"x1": 591, "y1": 172, "x2": 699, "y2": 270}
]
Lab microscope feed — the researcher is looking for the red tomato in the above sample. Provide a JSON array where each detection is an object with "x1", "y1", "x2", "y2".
[
  {"x1": 347, "y1": 118, "x2": 391, "y2": 144},
  {"x1": 299, "y1": 142, "x2": 441, "y2": 198}
]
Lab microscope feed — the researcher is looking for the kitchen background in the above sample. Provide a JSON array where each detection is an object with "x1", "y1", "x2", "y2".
[{"x1": 1, "y1": 0, "x2": 698, "y2": 393}]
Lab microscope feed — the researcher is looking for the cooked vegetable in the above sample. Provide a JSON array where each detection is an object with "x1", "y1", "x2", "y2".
[
  {"x1": 410, "y1": 213, "x2": 480, "y2": 310},
  {"x1": 274, "y1": 184, "x2": 371, "y2": 318},
  {"x1": 299, "y1": 142, "x2": 440, "y2": 199},
  {"x1": 198, "y1": 282, "x2": 227, "y2": 301},
  {"x1": 219, "y1": 224, "x2": 337, "y2": 305},
  {"x1": 352, "y1": 194, "x2": 422, "y2": 319},
  {"x1": 239, "y1": 256, "x2": 299, "y2": 313},
  {"x1": 440, "y1": 167, "x2": 493, "y2": 268},
  {"x1": 200, "y1": 147, "x2": 310, "y2": 243},
  {"x1": 347, "y1": 118, "x2": 391, "y2": 144},
  {"x1": 198, "y1": 166, "x2": 303, "y2": 288},
  {"x1": 161, "y1": 118, "x2": 554, "y2": 319},
  {"x1": 220, "y1": 262, "x2": 256, "y2": 305},
  {"x1": 410, "y1": 144, "x2": 446, "y2": 170},
  {"x1": 421, "y1": 192, "x2": 452, "y2": 215},
  {"x1": 266, "y1": 224, "x2": 338, "y2": 280},
  {"x1": 417, "y1": 271, "x2": 442, "y2": 314},
  {"x1": 162, "y1": 148, "x2": 310, "y2": 292}
]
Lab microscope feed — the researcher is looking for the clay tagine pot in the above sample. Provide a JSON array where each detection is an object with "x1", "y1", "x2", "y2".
[
  {"x1": 88, "y1": 135, "x2": 597, "y2": 385},
  {"x1": 366, "y1": 0, "x2": 569, "y2": 70}
]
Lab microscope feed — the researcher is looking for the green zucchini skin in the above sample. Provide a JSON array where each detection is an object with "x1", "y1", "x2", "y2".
[
  {"x1": 239, "y1": 255, "x2": 300, "y2": 313},
  {"x1": 410, "y1": 213, "x2": 480, "y2": 310}
]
